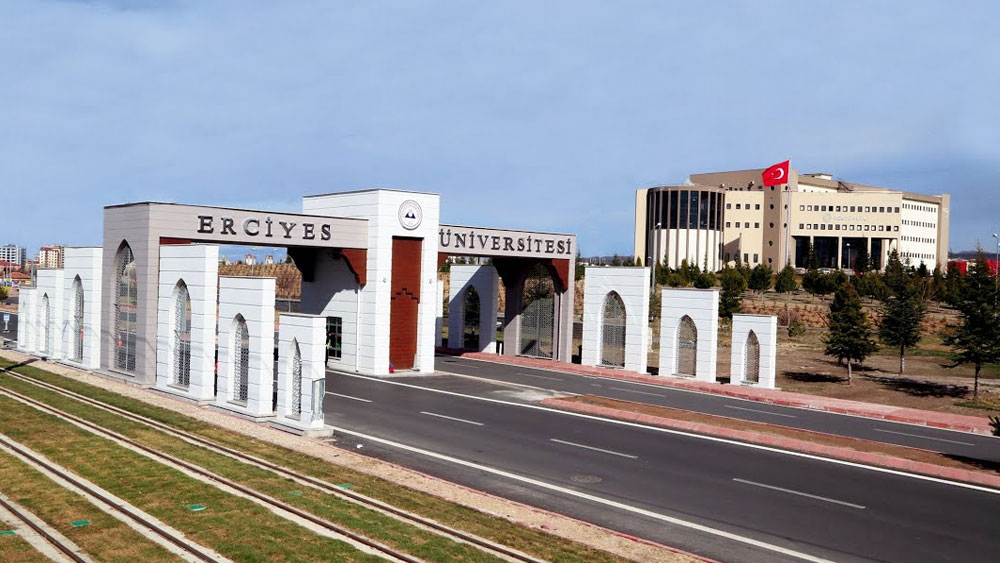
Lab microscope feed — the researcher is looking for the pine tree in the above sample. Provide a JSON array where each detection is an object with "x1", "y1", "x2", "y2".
[
  {"x1": 944, "y1": 252, "x2": 1000, "y2": 400},
  {"x1": 774, "y1": 263, "x2": 797, "y2": 293},
  {"x1": 824, "y1": 282, "x2": 877, "y2": 384},
  {"x1": 878, "y1": 251, "x2": 925, "y2": 375},
  {"x1": 943, "y1": 263, "x2": 963, "y2": 306},
  {"x1": 719, "y1": 267, "x2": 746, "y2": 319},
  {"x1": 748, "y1": 264, "x2": 772, "y2": 301},
  {"x1": 853, "y1": 246, "x2": 870, "y2": 273}
]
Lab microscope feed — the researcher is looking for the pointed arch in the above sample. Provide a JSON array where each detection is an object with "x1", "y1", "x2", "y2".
[
  {"x1": 173, "y1": 281, "x2": 192, "y2": 386},
  {"x1": 744, "y1": 330, "x2": 760, "y2": 383},
  {"x1": 600, "y1": 291, "x2": 626, "y2": 367},
  {"x1": 676, "y1": 315, "x2": 697, "y2": 377},
  {"x1": 462, "y1": 286, "x2": 481, "y2": 350},
  {"x1": 291, "y1": 339, "x2": 302, "y2": 416},
  {"x1": 114, "y1": 242, "x2": 137, "y2": 372},
  {"x1": 72, "y1": 276, "x2": 84, "y2": 363},
  {"x1": 232, "y1": 314, "x2": 250, "y2": 402}
]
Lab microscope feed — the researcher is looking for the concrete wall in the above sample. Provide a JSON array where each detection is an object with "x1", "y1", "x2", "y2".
[
  {"x1": 300, "y1": 253, "x2": 359, "y2": 372},
  {"x1": 659, "y1": 288, "x2": 718, "y2": 382},
  {"x1": 276, "y1": 314, "x2": 326, "y2": 429},
  {"x1": 17, "y1": 288, "x2": 35, "y2": 353},
  {"x1": 731, "y1": 314, "x2": 778, "y2": 388},
  {"x1": 36, "y1": 269, "x2": 64, "y2": 359},
  {"x1": 155, "y1": 245, "x2": 219, "y2": 401},
  {"x1": 216, "y1": 276, "x2": 276, "y2": 417},
  {"x1": 448, "y1": 265, "x2": 499, "y2": 352},
  {"x1": 581, "y1": 267, "x2": 650, "y2": 373},
  {"x1": 435, "y1": 281, "x2": 444, "y2": 347},
  {"x1": 62, "y1": 248, "x2": 103, "y2": 369},
  {"x1": 303, "y1": 190, "x2": 441, "y2": 375}
]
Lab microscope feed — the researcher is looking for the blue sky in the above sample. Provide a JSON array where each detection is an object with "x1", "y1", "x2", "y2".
[{"x1": 2, "y1": 1, "x2": 998, "y2": 258}]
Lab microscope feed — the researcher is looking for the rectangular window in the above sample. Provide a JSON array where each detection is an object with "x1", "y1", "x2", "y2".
[
  {"x1": 753, "y1": 254, "x2": 759, "y2": 263},
  {"x1": 735, "y1": 203, "x2": 741, "y2": 209},
  {"x1": 725, "y1": 221, "x2": 731, "y2": 228},
  {"x1": 806, "y1": 224, "x2": 811, "y2": 230},
  {"x1": 744, "y1": 253, "x2": 749, "y2": 263},
  {"x1": 835, "y1": 224, "x2": 840, "y2": 231},
  {"x1": 894, "y1": 207, "x2": 899, "y2": 213},
  {"x1": 700, "y1": 191, "x2": 710, "y2": 229},
  {"x1": 800, "y1": 205, "x2": 805, "y2": 211},
  {"x1": 894, "y1": 226, "x2": 899, "y2": 231},
  {"x1": 689, "y1": 190, "x2": 699, "y2": 228},
  {"x1": 326, "y1": 317, "x2": 343, "y2": 361},
  {"x1": 850, "y1": 206, "x2": 856, "y2": 212},
  {"x1": 726, "y1": 203, "x2": 732, "y2": 209},
  {"x1": 669, "y1": 190, "x2": 679, "y2": 229},
  {"x1": 820, "y1": 224, "x2": 826, "y2": 230},
  {"x1": 755, "y1": 204, "x2": 761, "y2": 210},
  {"x1": 878, "y1": 225, "x2": 884, "y2": 231},
  {"x1": 849, "y1": 225, "x2": 855, "y2": 231},
  {"x1": 799, "y1": 224, "x2": 804, "y2": 229},
  {"x1": 807, "y1": 205, "x2": 813, "y2": 211},
  {"x1": 813, "y1": 224, "x2": 819, "y2": 230},
  {"x1": 754, "y1": 222, "x2": 760, "y2": 229},
  {"x1": 879, "y1": 207, "x2": 885, "y2": 213},
  {"x1": 678, "y1": 190, "x2": 688, "y2": 229}
]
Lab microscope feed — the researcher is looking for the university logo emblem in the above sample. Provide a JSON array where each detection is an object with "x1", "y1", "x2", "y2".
[{"x1": 398, "y1": 200, "x2": 422, "y2": 230}]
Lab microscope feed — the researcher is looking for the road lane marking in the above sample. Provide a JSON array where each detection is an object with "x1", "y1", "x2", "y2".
[
  {"x1": 609, "y1": 387, "x2": 664, "y2": 397},
  {"x1": 333, "y1": 372, "x2": 1000, "y2": 495},
  {"x1": 329, "y1": 425, "x2": 834, "y2": 563},
  {"x1": 725, "y1": 405, "x2": 797, "y2": 418},
  {"x1": 420, "y1": 411, "x2": 484, "y2": 426},
  {"x1": 733, "y1": 479, "x2": 866, "y2": 510},
  {"x1": 516, "y1": 372, "x2": 561, "y2": 381},
  {"x1": 326, "y1": 392, "x2": 372, "y2": 403},
  {"x1": 590, "y1": 383, "x2": 603, "y2": 387},
  {"x1": 873, "y1": 428, "x2": 975, "y2": 446},
  {"x1": 550, "y1": 439, "x2": 637, "y2": 459}
]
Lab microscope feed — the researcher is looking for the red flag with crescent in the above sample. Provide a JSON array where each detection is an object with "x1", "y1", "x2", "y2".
[{"x1": 762, "y1": 160, "x2": 790, "y2": 186}]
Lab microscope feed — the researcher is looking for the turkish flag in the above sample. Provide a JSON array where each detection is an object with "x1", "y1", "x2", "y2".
[{"x1": 762, "y1": 160, "x2": 790, "y2": 186}]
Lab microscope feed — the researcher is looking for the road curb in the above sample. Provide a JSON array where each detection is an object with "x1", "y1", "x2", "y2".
[
  {"x1": 445, "y1": 351, "x2": 994, "y2": 435},
  {"x1": 541, "y1": 397, "x2": 1000, "y2": 490}
]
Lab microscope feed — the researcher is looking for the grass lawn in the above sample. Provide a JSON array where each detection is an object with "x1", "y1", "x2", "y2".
[{"x1": 0, "y1": 518, "x2": 50, "y2": 563}]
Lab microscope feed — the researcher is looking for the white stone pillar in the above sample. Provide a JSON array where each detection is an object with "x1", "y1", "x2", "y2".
[
  {"x1": 581, "y1": 267, "x2": 650, "y2": 373},
  {"x1": 35, "y1": 270, "x2": 64, "y2": 359},
  {"x1": 155, "y1": 245, "x2": 219, "y2": 401},
  {"x1": 16, "y1": 288, "x2": 35, "y2": 353},
  {"x1": 216, "y1": 276, "x2": 276, "y2": 418},
  {"x1": 62, "y1": 248, "x2": 103, "y2": 369},
  {"x1": 731, "y1": 314, "x2": 778, "y2": 388},
  {"x1": 658, "y1": 288, "x2": 719, "y2": 382},
  {"x1": 435, "y1": 280, "x2": 444, "y2": 347},
  {"x1": 276, "y1": 314, "x2": 328, "y2": 433},
  {"x1": 447, "y1": 265, "x2": 499, "y2": 352}
]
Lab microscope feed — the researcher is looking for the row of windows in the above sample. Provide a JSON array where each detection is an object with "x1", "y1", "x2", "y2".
[
  {"x1": 726, "y1": 221, "x2": 760, "y2": 229},
  {"x1": 902, "y1": 251, "x2": 935, "y2": 261},
  {"x1": 902, "y1": 236, "x2": 935, "y2": 244},
  {"x1": 800, "y1": 223, "x2": 900, "y2": 233},
  {"x1": 800, "y1": 204, "x2": 900, "y2": 214},
  {"x1": 646, "y1": 190, "x2": 724, "y2": 231},
  {"x1": 903, "y1": 203, "x2": 936, "y2": 213},
  {"x1": 903, "y1": 219, "x2": 936, "y2": 228},
  {"x1": 724, "y1": 252, "x2": 760, "y2": 264},
  {"x1": 726, "y1": 203, "x2": 761, "y2": 210}
]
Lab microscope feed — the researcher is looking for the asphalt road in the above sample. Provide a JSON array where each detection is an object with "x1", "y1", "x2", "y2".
[
  {"x1": 436, "y1": 355, "x2": 1000, "y2": 463},
  {"x1": 323, "y1": 370, "x2": 1000, "y2": 563}
]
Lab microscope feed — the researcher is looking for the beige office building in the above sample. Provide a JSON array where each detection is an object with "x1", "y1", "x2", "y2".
[{"x1": 634, "y1": 167, "x2": 950, "y2": 272}]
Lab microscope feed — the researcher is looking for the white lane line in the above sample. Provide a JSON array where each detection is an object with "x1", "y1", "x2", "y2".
[
  {"x1": 873, "y1": 428, "x2": 975, "y2": 446},
  {"x1": 725, "y1": 405, "x2": 797, "y2": 418},
  {"x1": 609, "y1": 387, "x2": 664, "y2": 397},
  {"x1": 334, "y1": 372, "x2": 1000, "y2": 495},
  {"x1": 591, "y1": 383, "x2": 603, "y2": 387},
  {"x1": 326, "y1": 392, "x2": 372, "y2": 403},
  {"x1": 420, "y1": 411, "x2": 484, "y2": 426},
  {"x1": 733, "y1": 479, "x2": 866, "y2": 510},
  {"x1": 550, "y1": 438, "x2": 637, "y2": 459},
  {"x1": 329, "y1": 425, "x2": 833, "y2": 563},
  {"x1": 516, "y1": 372, "x2": 561, "y2": 382}
]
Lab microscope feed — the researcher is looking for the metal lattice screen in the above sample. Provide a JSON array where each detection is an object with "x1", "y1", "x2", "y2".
[
  {"x1": 676, "y1": 316, "x2": 697, "y2": 377},
  {"x1": 73, "y1": 279, "x2": 84, "y2": 363},
  {"x1": 600, "y1": 292, "x2": 627, "y2": 367},
  {"x1": 173, "y1": 284, "x2": 192, "y2": 387},
  {"x1": 744, "y1": 331, "x2": 760, "y2": 383},
  {"x1": 463, "y1": 287, "x2": 481, "y2": 351},
  {"x1": 292, "y1": 342, "x2": 302, "y2": 415},
  {"x1": 519, "y1": 267, "x2": 554, "y2": 359},
  {"x1": 234, "y1": 317, "x2": 250, "y2": 402},
  {"x1": 40, "y1": 294, "x2": 50, "y2": 355},
  {"x1": 114, "y1": 245, "x2": 137, "y2": 372}
]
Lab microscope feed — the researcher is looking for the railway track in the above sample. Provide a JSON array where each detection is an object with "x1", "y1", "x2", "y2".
[
  {"x1": 0, "y1": 487, "x2": 89, "y2": 563},
  {"x1": 0, "y1": 366, "x2": 545, "y2": 563}
]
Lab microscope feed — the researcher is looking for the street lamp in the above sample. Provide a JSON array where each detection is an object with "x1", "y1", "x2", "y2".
[{"x1": 846, "y1": 243, "x2": 851, "y2": 272}]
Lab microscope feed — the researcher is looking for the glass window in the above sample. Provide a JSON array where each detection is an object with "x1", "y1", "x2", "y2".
[
  {"x1": 326, "y1": 317, "x2": 343, "y2": 361},
  {"x1": 735, "y1": 203, "x2": 741, "y2": 210},
  {"x1": 800, "y1": 205, "x2": 805, "y2": 211},
  {"x1": 754, "y1": 222, "x2": 760, "y2": 229},
  {"x1": 669, "y1": 190, "x2": 679, "y2": 229},
  {"x1": 679, "y1": 190, "x2": 688, "y2": 229},
  {"x1": 807, "y1": 205, "x2": 813, "y2": 211},
  {"x1": 753, "y1": 254, "x2": 759, "y2": 263},
  {"x1": 689, "y1": 191, "x2": 699, "y2": 229},
  {"x1": 850, "y1": 206, "x2": 856, "y2": 212},
  {"x1": 755, "y1": 204, "x2": 760, "y2": 210},
  {"x1": 743, "y1": 253, "x2": 749, "y2": 263},
  {"x1": 699, "y1": 191, "x2": 710, "y2": 229},
  {"x1": 726, "y1": 203, "x2": 732, "y2": 209},
  {"x1": 798, "y1": 224, "x2": 804, "y2": 229},
  {"x1": 725, "y1": 221, "x2": 731, "y2": 228},
  {"x1": 894, "y1": 207, "x2": 900, "y2": 213}
]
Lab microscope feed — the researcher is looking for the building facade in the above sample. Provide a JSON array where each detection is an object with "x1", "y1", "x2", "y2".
[
  {"x1": 0, "y1": 244, "x2": 26, "y2": 268},
  {"x1": 38, "y1": 245, "x2": 66, "y2": 269},
  {"x1": 634, "y1": 167, "x2": 950, "y2": 272}
]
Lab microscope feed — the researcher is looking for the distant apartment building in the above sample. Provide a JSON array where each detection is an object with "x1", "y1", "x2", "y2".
[
  {"x1": 0, "y1": 244, "x2": 26, "y2": 268},
  {"x1": 38, "y1": 246, "x2": 66, "y2": 269},
  {"x1": 634, "y1": 167, "x2": 950, "y2": 272}
]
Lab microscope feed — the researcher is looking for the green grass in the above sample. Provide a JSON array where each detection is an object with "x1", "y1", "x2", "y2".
[
  {"x1": 0, "y1": 395, "x2": 381, "y2": 562},
  {"x1": 0, "y1": 519, "x2": 48, "y2": 563},
  {"x1": 954, "y1": 398, "x2": 1000, "y2": 412},
  {"x1": 0, "y1": 449, "x2": 177, "y2": 562},
  {"x1": 0, "y1": 359, "x2": 629, "y2": 563}
]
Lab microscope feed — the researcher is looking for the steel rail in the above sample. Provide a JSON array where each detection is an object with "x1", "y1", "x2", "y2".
[{"x1": 0, "y1": 492, "x2": 88, "y2": 563}]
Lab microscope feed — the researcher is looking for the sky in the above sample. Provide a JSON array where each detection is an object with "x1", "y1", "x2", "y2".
[{"x1": 2, "y1": 0, "x2": 999, "y2": 259}]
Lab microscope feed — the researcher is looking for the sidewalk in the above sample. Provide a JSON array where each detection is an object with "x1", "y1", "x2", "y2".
[{"x1": 443, "y1": 350, "x2": 995, "y2": 435}]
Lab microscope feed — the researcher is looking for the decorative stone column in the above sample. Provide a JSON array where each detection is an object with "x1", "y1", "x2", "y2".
[
  {"x1": 581, "y1": 267, "x2": 650, "y2": 373},
  {"x1": 216, "y1": 276, "x2": 276, "y2": 419},
  {"x1": 274, "y1": 314, "x2": 331, "y2": 436}
]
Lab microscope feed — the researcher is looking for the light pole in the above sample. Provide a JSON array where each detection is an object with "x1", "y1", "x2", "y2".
[{"x1": 846, "y1": 243, "x2": 851, "y2": 272}]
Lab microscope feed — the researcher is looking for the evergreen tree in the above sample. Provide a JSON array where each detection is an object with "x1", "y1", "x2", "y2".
[
  {"x1": 748, "y1": 264, "x2": 772, "y2": 300},
  {"x1": 806, "y1": 242, "x2": 820, "y2": 270},
  {"x1": 853, "y1": 245, "x2": 870, "y2": 273},
  {"x1": 678, "y1": 259, "x2": 693, "y2": 285},
  {"x1": 719, "y1": 267, "x2": 747, "y2": 318},
  {"x1": 944, "y1": 252, "x2": 1000, "y2": 400},
  {"x1": 824, "y1": 282, "x2": 878, "y2": 384},
  {"x1": 943, "y1": 263, "x2": 963, "y2": 306},
  {"x1": 878, "y1": 251, "x2": 925, "y2": 375},
  {"x1": 774, "y1": 263, "x2": 797, "y2": 293}
]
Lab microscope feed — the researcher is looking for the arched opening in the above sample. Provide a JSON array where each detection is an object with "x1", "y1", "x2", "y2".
[
  {"x1": 173, "y1": 281, "x2": 192, "y2": 387},
  {"x1": 40, "y1": 294, "x2": 51, "y2": 355},
  {"x1": 519, "y1": 264, "x2": 554, "y2": 358},
  {"x1": 462, "y1": 286, "x2": 480, "y2": 350},
  {"x1": 291, "y1": 340, "x2": 302, "y2": 416},
  {"x1": 72, "y1": 276, "x2": 84, "y2": 363},
  {"x1": 114, "y1": 243, "x2": 138, "y2": 372},
  {"x1": 676, "y1": 315, "x2": 697, "y2": 377},
  {"x1": 744, "y1": 330, "x2": 760, "y2": 383},
  {"x1": 233, "y1": 315, "x2": 250, "y2": 402},
  {"x1": 600, "y1": 292, "x2": 626, "y2": 368}
]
